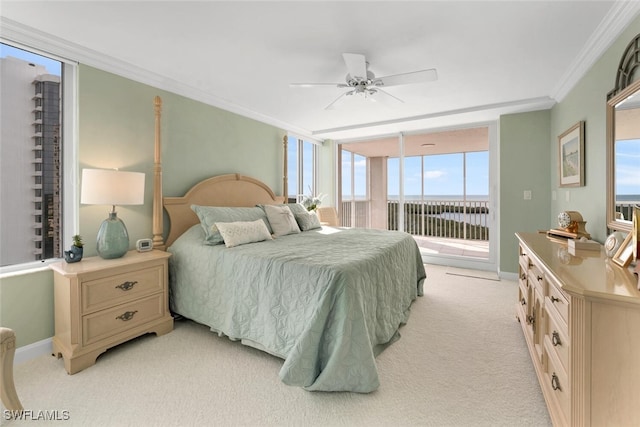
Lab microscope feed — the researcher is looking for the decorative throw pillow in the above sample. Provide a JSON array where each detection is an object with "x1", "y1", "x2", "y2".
[
  {"x1": 286, "y1": 203, "x2": 309, "y2": 216},
  {"x1": 294, "y1": 212, "x2": 322, "y2": 231},
  {"x1": 191, "y1": 205, "x2": 272, "y2": 245},
  {"x1": 215, "y1": 220, "x2": 272, "y2": 248},
  {"x1": 263, "y1": 204, "x2": 301, "y2": 237}
]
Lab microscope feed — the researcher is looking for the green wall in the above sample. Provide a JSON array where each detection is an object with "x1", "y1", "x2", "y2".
[
  {"x1": 499, "y1": 110, "x2": 552, "y2": 273},
  {"x1": 498, "y1": 15, "x2": 640, "y2": 274},
  {"x1": 550, "y1": 15, "x2": 640, "y2": 244}
]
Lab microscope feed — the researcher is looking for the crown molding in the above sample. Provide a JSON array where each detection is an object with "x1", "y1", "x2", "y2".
[
  {"x1": 0, "y1": 17, "x2": 316, "y2": 138},
  {"x1": 551, "y1": 0, "x2": 640, "y2": 101}
]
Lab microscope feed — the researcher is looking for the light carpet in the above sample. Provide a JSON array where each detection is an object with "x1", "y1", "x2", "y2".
[{"x1": 3, "y1": 264, "x2": 550, "y2": 427}]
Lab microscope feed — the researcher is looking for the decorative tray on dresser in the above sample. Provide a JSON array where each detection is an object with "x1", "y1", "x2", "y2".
[
  {"x1": 50, "y1": 250, "x2": 173, "y2": 374},
  {"x1": 515, "y1": 232, "x2": 640, "y2": 427}
]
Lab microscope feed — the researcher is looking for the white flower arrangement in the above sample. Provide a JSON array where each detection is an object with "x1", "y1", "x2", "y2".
[{"x1": 301, "y1": 187, "x2": 326, "y2": 212}]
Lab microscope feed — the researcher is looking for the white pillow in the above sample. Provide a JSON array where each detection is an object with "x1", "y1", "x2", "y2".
[
  {"x1": 215, "y1": 219, "x2": 272, "y2": 248},
  {"x1": 263, "y1": 204, "x2": 301, "y2": 237}
]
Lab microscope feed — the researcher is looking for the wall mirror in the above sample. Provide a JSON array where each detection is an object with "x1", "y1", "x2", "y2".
[{"x1": 606, "y1": 34, "x2": 640, "y2": 233}]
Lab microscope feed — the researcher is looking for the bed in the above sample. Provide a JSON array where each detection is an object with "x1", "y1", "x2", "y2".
[{"x1": 150, "y1": 98, "x2": 426, "y2": 393}]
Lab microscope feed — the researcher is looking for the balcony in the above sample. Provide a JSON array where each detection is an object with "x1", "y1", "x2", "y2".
[{"x1": 340, "y1": 199, "x2": 490, "y2": 259}]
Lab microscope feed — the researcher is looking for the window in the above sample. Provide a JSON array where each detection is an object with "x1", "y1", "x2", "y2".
[
  {"x1": 0, "y1": 42, "x2": 76, "y2": 269},
  {"x1": 287, "y1": 135, "x2": 318, "y2": 202}
]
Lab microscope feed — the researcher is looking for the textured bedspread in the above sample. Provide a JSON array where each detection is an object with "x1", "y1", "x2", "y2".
[{"x1": 168, "y1": 225, "x2": 426, "y2": 392}]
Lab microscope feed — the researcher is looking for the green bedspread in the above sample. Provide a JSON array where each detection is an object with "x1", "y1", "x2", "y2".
[{"x1": 168, "y1": 225, "x2": 426, "y2": 393}]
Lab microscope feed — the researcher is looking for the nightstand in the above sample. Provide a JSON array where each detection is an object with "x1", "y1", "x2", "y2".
[{"x1": 50, "y1": 250, "x2": 173, "y2": 374}]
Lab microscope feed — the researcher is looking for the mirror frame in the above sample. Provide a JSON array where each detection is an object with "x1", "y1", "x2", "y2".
[{"x1": 606, "y1": 33, "x2": 640, "y2": 233}]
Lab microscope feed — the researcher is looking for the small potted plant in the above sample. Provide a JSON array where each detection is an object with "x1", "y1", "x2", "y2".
[{"x1": 64, "y1": 234, "x2": 84, "y2": 263}]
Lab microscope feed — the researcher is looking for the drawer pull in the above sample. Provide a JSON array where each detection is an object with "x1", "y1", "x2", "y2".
[
  {"x1": 551, "y1": 372, "x2": 561, "y2": 391},
  {"x1": 537, "y1": 275, "x2": 543, "y2": 282},
  {"x1": 552, "y1": 331, "x2": 562, "y2": 347},
  {"x1": 115, "y1": 311, "x2": 138, "y2": 321},
  {"x1": 550, "y1": 296, "x2": 560, "y2": 303},
  {"x1": 521, "y1": 298, "x2": 526, "y2": 306},
  {"x1": 115, "y1": 280, "x2": 138, "y2": 291},
  {"x1": 526, "y1": 314, "x2": 535, "y2": 326},
  {"x1": 520, "y1": 273, "x2": 526, "y2": 281}
]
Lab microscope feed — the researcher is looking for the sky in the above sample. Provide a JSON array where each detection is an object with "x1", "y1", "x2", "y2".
[
  {"x1": 344, "y1": 151, "x2": 490, "y2": 199},
  {"x1": 616, "y1": 139, "x2": 640, "y2": 197},
  {"x1": 0, "y1": 42, "x2": 61, "y2": 76}
]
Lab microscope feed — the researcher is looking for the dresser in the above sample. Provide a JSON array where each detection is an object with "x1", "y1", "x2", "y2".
[
  {"x1": 515, "y1": 232, "x2": 640, "y2": 426},
  {"x1": 50, "y1": 250, "x2": 173, "y2": 374}
]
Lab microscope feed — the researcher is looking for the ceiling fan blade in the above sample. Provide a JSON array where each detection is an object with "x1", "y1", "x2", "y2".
[
  {"x1": 376, "y1": 68, "x2": 438, "y2": 87},
  {"x1": 373, "y1": 88, "x2": 404, "y2": 105},
  {"x1": 324, "y1": 91, "x2": 353, "y2": 110},
  {"x1": 290, "y1": 82, "x2": 348, "y2": 88},
  {"x1": 342, "y1": 53, "x2": 368, "y2": 80}
]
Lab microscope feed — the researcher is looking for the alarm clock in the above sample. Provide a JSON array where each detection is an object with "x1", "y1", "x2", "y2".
[
  {"x1": 136, "y1": 238, "x2": 153, "y2": 252},
  {"x1": 548, "y1": 210, "x2": 590, "y2": 239}
]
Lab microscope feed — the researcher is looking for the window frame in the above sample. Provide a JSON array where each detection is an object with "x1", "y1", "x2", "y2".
[
  {"x1": 287, "y1": 133, "x2": 320, "y2": 203},
  {"x1": 0, "y1": 39, "x2": 78, "y2": 275}
]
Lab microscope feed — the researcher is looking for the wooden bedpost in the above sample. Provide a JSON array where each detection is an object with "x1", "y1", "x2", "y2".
[
  {"x1": 152, "y1": 96, "x2": 165, "y2": 250},
  {"x1": 282, "y1": 134, "x2": 288, "y2": 201}
]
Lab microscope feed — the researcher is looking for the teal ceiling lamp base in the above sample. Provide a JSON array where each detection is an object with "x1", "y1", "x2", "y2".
[{"x1": 96, "y1": 210, "x2": 129, "y2": 259}]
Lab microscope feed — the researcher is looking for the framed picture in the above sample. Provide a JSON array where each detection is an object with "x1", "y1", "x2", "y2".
[
  {"x1": 558, "y1": 121, "x2": 585, "y2": 187},
  {"x1": 612, "y1": 232, "x2": 634, "y2": 268}
]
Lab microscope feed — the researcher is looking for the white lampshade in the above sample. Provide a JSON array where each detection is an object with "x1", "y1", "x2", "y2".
[{"x1": 81, "y1": 169, "x2": 145, "y2": 206}]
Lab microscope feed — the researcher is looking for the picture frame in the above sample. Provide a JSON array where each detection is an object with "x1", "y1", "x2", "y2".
[
  {"x1": 558, "y1": 121, "x2": 585, "y2": 187},
  {"x1": 612, "y1": 232, "x2": 634, "y2": 268}
]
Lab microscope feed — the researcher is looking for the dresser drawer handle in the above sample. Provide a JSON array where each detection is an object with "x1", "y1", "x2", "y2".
[
  {"x1": 552, "y1": 331, "x2": 562, "y2": 347},
  {"x1": 521, "y1": 298, "x2": 526, "y2": 306},
  {"x1": 115, "y1": 281, "x2": 138, "y2": 291},
  {"x1": 520, "y1": 273, "x2": 526, "y2": 281},
  {"x1": 115, "y1": 311, "x2": 138, "y2": 321},
  {"x1": 526, "y1": 314, "x2": 535, "y2": 326},
  {"x1": 550, "y1": 296, "x2": 560, "y2": 303},
  {"x1": 551, "y1": 373, "x2": 561, "y2": 391},
  {"x1": 537, "y1": 275, "x2": 543, "y2": 282}
]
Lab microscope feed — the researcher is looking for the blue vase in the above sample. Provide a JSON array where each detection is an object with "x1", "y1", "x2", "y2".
[{"x1": 96, "y1": 212, "x2": 129, "y2": 259}]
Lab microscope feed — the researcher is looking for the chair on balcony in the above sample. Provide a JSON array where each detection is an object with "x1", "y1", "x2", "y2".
[
  {"x1": 317, "y1": 207, "x2": 339, "y2": 226},
  {"x1": 1, "y1": 327, "x2": 24, "y2": 411}
]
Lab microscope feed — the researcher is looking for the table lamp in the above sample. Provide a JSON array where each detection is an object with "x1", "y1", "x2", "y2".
[{"x1": 81, "y1": 168, "x2": 145, "y2": 259}]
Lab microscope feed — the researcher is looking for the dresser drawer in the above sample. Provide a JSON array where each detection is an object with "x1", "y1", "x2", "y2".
[
  {"x1": 82, "y1": 265, "x2": 164, "y2": 314},
  {"x1": 528, "y1": 264, "x2": 546, "y2": 295},
  {"x1": 82, "y1": 293, "x2": 165, "y2": 346},
  {"x1": 544, "y1": 305, "x2": 569, "y2": 373},
  {"x1": 547, "y1": 282, "x2": 569, "y2": 326},
  {"x1": 544, "y1": 339, "x2": 570, "y2": 425},
  {"x1": 518, "y1": 245, "x2": 530, "y2": 272}
]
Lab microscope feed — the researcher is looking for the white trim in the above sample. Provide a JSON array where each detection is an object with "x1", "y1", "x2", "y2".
[
  {"x1": 551, "y1": 0, "x2": 640, "y2": 101},
  {"x1": 312, "y1": 97, "x2": 555, "y2": 136},
  {"x1": 14, "y1": 337, "x2": 52, "y2": 366},
  {"x1": 500, "y1": 271, "x2": 519, "y2": 282}
]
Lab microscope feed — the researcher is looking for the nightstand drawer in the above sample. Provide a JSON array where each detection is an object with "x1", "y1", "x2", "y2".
[
  {"x1": 82, "y1": 266, "x2": 164, "y2": 314},
  {"x1": 82, "y1": 293, "x2": 164, "y2": 346}
]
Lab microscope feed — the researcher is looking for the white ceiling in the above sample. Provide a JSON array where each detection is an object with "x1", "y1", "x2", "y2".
[{"x1": 2, "y1": 1, "x2": 639, "y2": 142}]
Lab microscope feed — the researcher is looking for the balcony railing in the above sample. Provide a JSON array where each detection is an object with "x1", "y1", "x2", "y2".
[
  {"x1": 616, "y1": 201, "x2": 639, "y2": 222},
  {"x1": 340, "y1": 199, "x2": 490, "y2": 241}
]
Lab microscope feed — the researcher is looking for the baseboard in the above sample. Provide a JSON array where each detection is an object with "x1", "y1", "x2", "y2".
[
  {"x1": 14, "y1": 337, "x2": 52, "y2": 365},
  {"x1": 500, "y1": 271, "x2": 518, "y2": 281}
]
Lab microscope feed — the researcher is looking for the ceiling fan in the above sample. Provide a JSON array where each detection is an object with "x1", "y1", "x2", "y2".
[{"x1": 291, "y1": 53, "x2": 438, "y2": 109}]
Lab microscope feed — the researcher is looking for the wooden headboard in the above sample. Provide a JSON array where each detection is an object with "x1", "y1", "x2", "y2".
[
  {"x1": 163, "y1": 174, "x2": 285, "y2": 248},
  {"x1": 151, "y1": 97, "x2": 287, "y2": 249}
]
